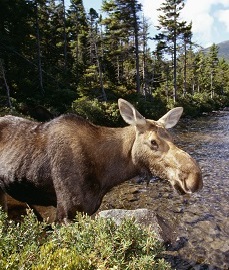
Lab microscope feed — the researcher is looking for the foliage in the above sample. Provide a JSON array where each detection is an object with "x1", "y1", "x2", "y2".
[
  {"x1": 71, "y1": 94, "x2": 169, "y2": 126},
  {"x1": 155, "y1": 0, "x2": 191, "y2": 102},
  {"x1": 176, "y1": 93, "x2": 229, "y2": 116},
  {"x1": 0, "y1": 0, "x2": 228, "y2": 120},
  {"x1": 72, "y1": 97, "x2": 121, "y2": 126},
  {"x1": 204, "y1": 40, "x2": 229, "y2": 60},
  {"x1": 0, "y1": 209, "x2": 171, "y2": 270}
]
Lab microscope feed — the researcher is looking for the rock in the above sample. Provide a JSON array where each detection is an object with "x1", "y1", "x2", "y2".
[{"x1": 97, "y1": 208, "x2": 176, "y2": 243}]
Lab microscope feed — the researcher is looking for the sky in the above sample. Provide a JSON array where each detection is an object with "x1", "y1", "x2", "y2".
[{"x1": 66, "y1": 0, "x2": 229, "y2": 49}]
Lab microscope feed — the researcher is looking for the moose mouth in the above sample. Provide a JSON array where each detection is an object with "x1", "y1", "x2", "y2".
[
  {"x1": 173, "y1": 181, "x2": 194, "y2": 195},
  {"x1": 148, "y1": 174, "x2": 191, "y2": 195},
  {"x1": 147, "y1": 169, "x2": 200, "y2": 195},
  {"x1": 173, "y1": 183, "x2": 187, "y2": 195}
]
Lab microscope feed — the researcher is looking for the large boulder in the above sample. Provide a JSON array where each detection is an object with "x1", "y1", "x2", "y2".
[{"x1": 98, "y1": 208, "x2": 176, "y2": 243}]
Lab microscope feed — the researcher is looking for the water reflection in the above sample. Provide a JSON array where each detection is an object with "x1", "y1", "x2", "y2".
[{"x1": 101, "y1": 111, "x2": 229, "y2": 269}]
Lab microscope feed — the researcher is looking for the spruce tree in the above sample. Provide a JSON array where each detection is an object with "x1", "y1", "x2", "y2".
[
  {"x1": 155, "y1": 0, "x2": 191, "y2": 102},
  {"x1": 207, "y1": 43, "x2": 219, "y2": 98},
  {"x1": 101, "y1": 0, "x2": 142, "y2": 92},
  {"x1": 67, "y1": 0, "x2": 88, "y2": 85}
]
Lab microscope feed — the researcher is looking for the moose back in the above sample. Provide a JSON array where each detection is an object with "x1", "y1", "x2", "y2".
[{"x1": 0, "y1": 99, "x2": 203, "y2": 222}]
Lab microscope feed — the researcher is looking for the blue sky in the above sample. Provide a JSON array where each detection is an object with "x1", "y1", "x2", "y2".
[{"x1": 66, "y1": 0, "x2": 229, "y2": 49}]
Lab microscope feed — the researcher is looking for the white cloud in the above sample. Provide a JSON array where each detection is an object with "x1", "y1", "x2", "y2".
[
  {"x1": 181, "y1": 1, "x2": 214, "y2": 45},
  {"x1": 216, "y1": 9, "x2": 229, "y2": 31},
  {"x1": 140, "y1": 0, "x2": 229, "y2": 47},
  {"x1": 140, "y1": 0, "x2": 162, "y2": 27},
  {"x1": 183, "y1": 0, "x2": 229, "y2": 45}
]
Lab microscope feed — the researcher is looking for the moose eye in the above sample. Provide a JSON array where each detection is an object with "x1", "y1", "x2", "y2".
[{"x1": 150, "y1": 140, "x2": 158, "y2": 149}]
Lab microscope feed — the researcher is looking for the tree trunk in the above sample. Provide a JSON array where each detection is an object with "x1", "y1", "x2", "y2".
[
  {"x1": 62, "y1": 0, "x2": 67, "y2": 71},
  {"x1": 183, "y1": 41, "x2": 187, "y2": 96},
  {"x1": 173, "y1": 26, "x2": 177, "y2": 103},
  {"x1": 95, "y1": 43, "x2": 107, "y2": 101},
  {"x1": 132, "y1": 3, "x2": 140, "y2": 93},
  {"x1": 0, "y1": 60, "x2": 13, "y2": 110},
  {"x1": 35, "y1": 1, "x2": 44, "y2": 94}
]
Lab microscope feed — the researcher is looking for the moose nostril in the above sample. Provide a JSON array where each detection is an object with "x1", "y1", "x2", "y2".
[
  {"x1": 186, "y1": 183, "x2": 196, "y2": 193},
  {"x1": 186, "y1": 172, "x2": 203, "y2": 193}
]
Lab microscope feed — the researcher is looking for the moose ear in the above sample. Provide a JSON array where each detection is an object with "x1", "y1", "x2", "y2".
[
  {"x1": 118, "y1": 98, "x2": 146, "y2": 126},
  {"x1": 158, "y1": 107, "x2": 183, "y2": 128}
]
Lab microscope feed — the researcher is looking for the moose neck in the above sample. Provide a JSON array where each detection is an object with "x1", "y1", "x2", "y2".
[{"x1": 94, "y1": 125, "x2": 139, "y2": 190}]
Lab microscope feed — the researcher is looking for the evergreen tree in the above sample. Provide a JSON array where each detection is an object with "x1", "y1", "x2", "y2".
[
  {"x1": 141, "y1": 16, "x2": 154, "y2": 98},
  {"x1": 215, "y1": 58, "x2": 229, "y2": 95},
  {"x1": 181, "y1": 23, "x2": 192, "y2": 95},
  {"x1": 87, "y1": 8, "x2": 107, "y2": 100},
  {"x1": 192, "y1": 51, "x2": 205, "y2": 94},
  {"x1": 101, "y1": 0, "x2": 142, "y2": 92},
  {"x1": 155, "y1": 0, "x2": 191, "y2": 102},
  {"x1": 0, "y1": 0, "x2": 36, "y2": 100},
  {"x1": 207, "y1": 43, "x2": 219, "y2": 98},
  {"x1": 67, "y1": 0, "x2": 88, "y2": 88},
  {"x1": 1, "y1": 0, "x2": 229, "y2": 117}
]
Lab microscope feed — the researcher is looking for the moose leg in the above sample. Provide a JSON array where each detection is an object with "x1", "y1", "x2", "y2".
[
  {"x1": 55, "y1": 198, "x2": 82, "y2": 223},
  {"x1": 0, "y1": 188, "x2": 7, "y2": 212},
  {"x1": 53, "y1": 173, "x2": 102, "y2": 222},
  {"x1": 55, "y1": 203, "x2": 68, "y2": 223},
  {"x1": 55, "y1": 193, "x2": 104, "y2": 223}
]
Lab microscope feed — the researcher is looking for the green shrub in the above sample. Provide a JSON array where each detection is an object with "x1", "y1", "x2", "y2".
[
  {"x1": 175, "y1": 94, "x2": 202, "y2": 116},
  {"x1": 124, "y1": 94, "x2": 168, "y2": 120},
  {"x1": 0, "y1": 209, "x2": 171, "y2": 270},
  {"x1": 176, "y1": 92, "x2": 229, "y2": 116},
  {"x1": 71, "y1": 97, "x2": 121, "y2": 126}
]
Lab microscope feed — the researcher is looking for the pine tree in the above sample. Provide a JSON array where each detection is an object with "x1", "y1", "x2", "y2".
[
  {"x1": 141, "y1": 16, "x2": 154, "y2": 98},
  {"x1": 34, "y1": 0, "x2": 44, "y2": 93},
  {"x1": 181, "y1": 23, "x2": 192, "y2": 96},
  {"x1": 155, "y1": 0, "x2": 191, "y2": 102},
  {"x1": 192, "y1": 51, "x2": 205, "y2": 94},
  {"x1": 0, "y1": 0, "x2": 37, "y2": 99},
  {"x1": 65, "y1": 0, "x2": 89, "y2": 95},
  {"x1": 207, "y1": 43, "x2": 219, "y2": 98},
  {"x1": 87, "y1": 8, "x2": 107, "y2": 100},
  {"x1": 101, "y1": 0, "x2": 142, "y2": 92},
  {"x1": 215, "y1": 58, "x2": 229, "y2": 95}
]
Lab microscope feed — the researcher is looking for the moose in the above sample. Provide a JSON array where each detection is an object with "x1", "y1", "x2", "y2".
[{"x1": 0, "y1": 99, "x2": 203, "y2": 222}]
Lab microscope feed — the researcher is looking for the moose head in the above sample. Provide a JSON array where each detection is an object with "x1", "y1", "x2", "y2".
[{"x1": 118, "y1": 99, "x2": 203, "y2": 195}]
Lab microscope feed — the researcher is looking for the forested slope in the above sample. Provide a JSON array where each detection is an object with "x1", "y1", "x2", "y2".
[{"x1": 0, "y1": 0, "x2": 229, "y2": 123}]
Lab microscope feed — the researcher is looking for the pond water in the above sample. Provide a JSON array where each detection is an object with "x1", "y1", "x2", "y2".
[{"x1": 101, "y1": 111, "x2": 229, "y2": 269}]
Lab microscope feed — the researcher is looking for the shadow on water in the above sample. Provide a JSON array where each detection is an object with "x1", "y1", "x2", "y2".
[{"x1": 162, "y1": 254, "x2": 225, "y2": 270}]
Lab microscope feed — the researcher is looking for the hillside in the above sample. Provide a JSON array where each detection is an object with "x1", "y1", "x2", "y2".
[{"x1": 204, "y1": 40, "x2": 229, "y2": 60}]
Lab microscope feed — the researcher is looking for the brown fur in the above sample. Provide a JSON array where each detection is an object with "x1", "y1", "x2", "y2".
[{"x1": 0, "y1": 101, "x2": 202, "y2": 222}]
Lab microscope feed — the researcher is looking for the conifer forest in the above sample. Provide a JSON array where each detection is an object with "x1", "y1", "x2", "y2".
[{"x1": 1, "y1": 0, "x2": 229, "y2": 124}]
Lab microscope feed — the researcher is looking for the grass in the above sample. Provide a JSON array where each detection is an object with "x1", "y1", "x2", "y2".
[{"x1": 0, "y1": 209, "x2": 171, "y2": 269}]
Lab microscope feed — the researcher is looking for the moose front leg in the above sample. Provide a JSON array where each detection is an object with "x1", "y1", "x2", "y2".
[
  {"x1": 0, "y1": 188, "x2": 7, "y2": 212},
  {"x1": 53, "y1": 172, "x2": 104, "y2": 222},
  {"x1": 55, "y1": 190, "x2": 104, "y2": 223},
  {"x1": 55, "y1": 200, "x2": 81, "y2": 223}
]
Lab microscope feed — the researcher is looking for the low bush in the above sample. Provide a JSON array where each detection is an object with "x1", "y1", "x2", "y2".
[
  {"x1": 71, "y1": 97, "x2": 121, "y2": 126},
  {"x1": 176, "y1": 93, "x2": 229, "y2": 116},
  {"x1": 71, "y1": 95, "x2": 168, "y2": 127},
  {"x1": 0, "y1": 209, "x2": 171, "y2": 270}
]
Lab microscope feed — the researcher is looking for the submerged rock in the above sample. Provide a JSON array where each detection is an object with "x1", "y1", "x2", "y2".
[{"x1": 98, "y1": 208, "x2": 176, "y2": 244}]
